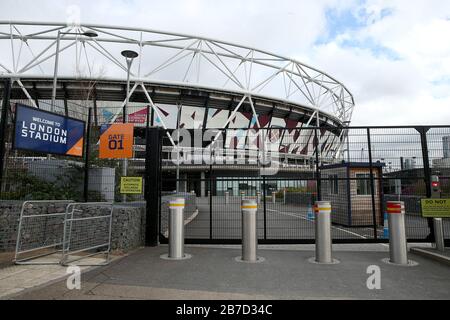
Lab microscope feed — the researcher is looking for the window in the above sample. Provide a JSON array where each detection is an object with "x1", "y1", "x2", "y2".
[
  {"x1": 356, "y1": 173, "x2": 371, "y2": 195},
  {"x1": 329, "y1": 175, "x2": 339, "y2": 195}
]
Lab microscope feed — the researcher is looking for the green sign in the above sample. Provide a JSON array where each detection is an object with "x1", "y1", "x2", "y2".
[
  {"x1": 120, "y1": 177, "x2": 143, "y2": 194},
  {"x1": 421, "y1": 199, "x2": 450, "y2": 218}
]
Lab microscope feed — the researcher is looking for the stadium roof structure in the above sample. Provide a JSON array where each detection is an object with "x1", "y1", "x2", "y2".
[{"x1": 0, "y1": 21, "x2": 355, "y2": 128}]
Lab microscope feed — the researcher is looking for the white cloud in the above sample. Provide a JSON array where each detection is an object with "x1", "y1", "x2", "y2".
[{"x1": 307, "y1": 0, "x2": 450, "y2": 125}]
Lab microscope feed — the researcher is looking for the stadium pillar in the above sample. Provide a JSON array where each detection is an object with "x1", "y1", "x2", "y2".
[
  {"x1": 145, "y1": 127, "x2": 162, "y2": 246},
  {"x1": 0, "y1": 78, "x2": 11, "y2": 194}
]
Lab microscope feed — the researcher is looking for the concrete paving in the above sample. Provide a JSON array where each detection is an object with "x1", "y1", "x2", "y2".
[
  {"x1": 8, "y1": 245, "x2": 450, "y2": 300},
  {"x1": 0, "y1": 253, "x2": 114, "y2": 299}
]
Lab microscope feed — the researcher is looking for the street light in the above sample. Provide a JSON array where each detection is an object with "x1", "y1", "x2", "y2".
[
  {"x1": 121, "y1": 50, "x2": 139, "y2": 124},
  {"x1": 121, "y1": 50, "x2": 139, "y2": 202},
  {"x1": 52, "y1": 30, "x2": 98, "y2": 112}
]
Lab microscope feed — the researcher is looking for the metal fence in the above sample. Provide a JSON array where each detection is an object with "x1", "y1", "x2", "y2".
[
  {"x1": 158, "y1": 126, "x2": 450, "y2": 244},
  {"x1": 61, "y1": 202, "x2": 113, "y2": 266},
  {"x1": 1, "y1": 97, "x2": 450, "y2": 244},
  {"x1": 14, "y1": 200, "x2": 113, "y2": 265},
  {"x1": 14, "y1": 200, "x2": 74, "y2": 264},
  {"x1": 0, "y1": 99, "x2": 146, "y2": 203}
]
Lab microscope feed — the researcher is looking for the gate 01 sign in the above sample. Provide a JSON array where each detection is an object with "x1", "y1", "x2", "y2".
[
  {"x1": 421, "y1": 199, "x2": 450, "y2": 218},
  {"x1": 99, "y1": 123, "x2": 134, "y2": 159}
]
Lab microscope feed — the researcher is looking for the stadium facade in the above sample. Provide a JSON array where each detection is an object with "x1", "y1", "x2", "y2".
[{"x1": 0, "y1": 21, "x2": 355, "y2": 195}]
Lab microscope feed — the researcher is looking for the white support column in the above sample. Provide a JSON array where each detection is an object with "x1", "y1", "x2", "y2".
[
  {"x1": 16, "y1": 79, "x2": 38, "y2": 109},
  {"x1": 140, "y1": 82, "x2": 177, "y2": 146},
  {"x1": 200, "y1": 172, "x2": 206, "y2": 198}
]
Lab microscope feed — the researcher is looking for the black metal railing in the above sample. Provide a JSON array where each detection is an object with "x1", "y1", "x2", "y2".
[{"x1": 1, "y1": 99, "x2": 449, "y2": 244}]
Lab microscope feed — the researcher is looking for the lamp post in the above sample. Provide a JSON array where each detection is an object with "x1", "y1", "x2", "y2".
[
  {"x1": 121, "y1": 50, "x2": 139, "y2": 203},
  {"x1": 52, "y1": 30, "x2": 98, "y2": 112}
]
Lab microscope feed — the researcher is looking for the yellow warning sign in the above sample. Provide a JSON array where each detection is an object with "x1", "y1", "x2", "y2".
[
  {"x1": 120, "y1": 177, "x2": 143, "y2": 194},
  {"x1": 421, "y1": 199, "x2": 450, "y2": 218}
]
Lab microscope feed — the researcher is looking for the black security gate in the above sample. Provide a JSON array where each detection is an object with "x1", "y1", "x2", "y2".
[
  {"x1": 0, "y1": 97, "x2": 448, "y2": 245},
  {"x1": 146, "y1": 126, "x2": 450, "y2": 245}
]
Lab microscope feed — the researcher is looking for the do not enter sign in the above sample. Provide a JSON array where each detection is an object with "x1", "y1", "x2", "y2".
[{"x1": 421, "y1": 199, "x2": 450, "y2": 218}]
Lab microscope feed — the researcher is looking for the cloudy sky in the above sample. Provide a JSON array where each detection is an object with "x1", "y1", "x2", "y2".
[{"x1": 1, "y1": 0, "x2": 449, "y2": 126}]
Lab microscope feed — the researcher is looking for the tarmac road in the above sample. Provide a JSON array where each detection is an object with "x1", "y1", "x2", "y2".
[{"x1": 175, "y1": 196, "x2": 450, "y2": 241}]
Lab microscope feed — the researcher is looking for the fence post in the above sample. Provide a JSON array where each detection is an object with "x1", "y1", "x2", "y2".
[
  {"x1": 366, "y1": 128, "x2": 378, "y2": 240},
  {"x1": 0, "y1": 78, "x2": 11, "y2": 194},
  {"x1": 314, "y1": 128, "x2": 322, "y2": 201},
  {"x1": 417, "y1": 126, "x2": 435, "y2": 241},
  {"x1": 263, "y1": 176, "x2": 267, "y2": 240},
  {"x1": 83, "y1": 107, "x2": 92, "y2": 202},
  {"x1": 433, "y1": 218, "x2": 445, "y2": 252},
  {"x1": 145, "y1": 127, "x2": 162, "y2": 246}
]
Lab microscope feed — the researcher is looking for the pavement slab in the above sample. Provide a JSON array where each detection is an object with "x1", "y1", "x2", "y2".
[{"x1": 7, "y1": 245, "x2": 450, "y2": 300}]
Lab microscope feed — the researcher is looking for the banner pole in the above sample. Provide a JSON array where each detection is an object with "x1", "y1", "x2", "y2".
[{"x1": 83, "y1": 107, "x2": 92, "y2": 202}]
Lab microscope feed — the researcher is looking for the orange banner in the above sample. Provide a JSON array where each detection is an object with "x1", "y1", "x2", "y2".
[{"x1": 99, "y1": 123, "x2": 134, "y2": 159}]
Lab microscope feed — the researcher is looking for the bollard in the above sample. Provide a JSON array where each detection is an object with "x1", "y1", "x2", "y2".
[
  {"x1": 387, "y1": 201, "x2": 408, "y2": 265},
  {"x1": 272, "y1": 192, "x2": 276, "y2": 204},
  {"x1": 240, "y1": 199, "x2": 259, "y2": 262},
  {"x1": 168, "y1": 198, "x2": 186, "y2": 259},
  {"x1": 257, "y1": 191, "x2": 261, "y2": 204},
  {"x1": 307, "y1": 204, "x2": 314, "y2": 221},
  {"x1": 208, "y1": 191, "x2": 211, "y2": 204},
  {"x1": 283, "y1": 189, "x2": 286, "y2": 204},
  {"x1": 314, "y1": 201, "x2": 334, "y2": 264},
  {"x1": 225, "y1": 191, "x2": 230, "y2": 205},
  {"x1": 383, "y1": 212, "x2": 389, "y2": 239},
  {"x1": 434, "y1": 218, "x2": 445, "y2": 252}
]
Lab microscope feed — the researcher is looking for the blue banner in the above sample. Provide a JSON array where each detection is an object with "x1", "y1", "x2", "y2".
[{"x1": 14, "y1": 104, "x2": 85, "y2": 157}]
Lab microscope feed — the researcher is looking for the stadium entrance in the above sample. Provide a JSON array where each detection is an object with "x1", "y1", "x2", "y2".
[{"x1": 141, "y1": 126, "x2": 450, "y2": 246}]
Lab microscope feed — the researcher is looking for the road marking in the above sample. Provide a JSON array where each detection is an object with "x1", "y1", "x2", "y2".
[
  {"x1": 163, "y1": 209, "x2": 199, "y2": 238},
  {"x1": 267, "y1": 209, "x2": 367, "y2": 240}
]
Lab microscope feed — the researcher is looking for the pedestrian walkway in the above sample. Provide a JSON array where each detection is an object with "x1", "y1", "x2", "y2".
[
  {"x1": 5, "y1": 245, "x2": 450, "y2": 300},
  {"x1": 0, "y1": 254, "x2": 115, "y2": 299}
]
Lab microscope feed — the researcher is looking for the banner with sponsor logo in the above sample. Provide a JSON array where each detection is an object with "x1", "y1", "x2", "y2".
[
  {"x1": 99, "y1": 123, "x2": 134, "y2": 159},
  {"x1": 102, "y1": 107, "x2": 148, "y2": 124},
  {"x1": 14, "y1": 104, "x2": 85, "y2": 157}
]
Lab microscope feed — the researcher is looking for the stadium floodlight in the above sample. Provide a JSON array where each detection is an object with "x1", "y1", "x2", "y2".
[{"x1": 51, "y1": 30, "x2": 98, "y2": 112}]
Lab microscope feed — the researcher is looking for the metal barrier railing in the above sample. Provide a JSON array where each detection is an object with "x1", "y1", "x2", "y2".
[
  {"x1": 14, "y1": 200, "x2": 74, "y2": 265},
  {"x1": 14, "y1": 200, "x2": 113, "y2": 266},
  {"x1": 61, "y1": 202, "x2": 114, "y2": 266}
]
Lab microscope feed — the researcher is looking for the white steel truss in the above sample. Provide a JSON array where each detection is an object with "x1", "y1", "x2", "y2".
[{"x1": 0, "y1": 21, "x2": 355, "y2": 125}]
